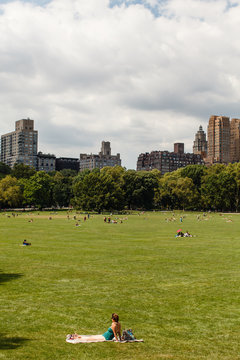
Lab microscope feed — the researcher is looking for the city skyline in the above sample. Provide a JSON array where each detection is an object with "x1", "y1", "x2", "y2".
[
  {"x1": 0, "y1": 0, "x2": 240, "y2": 169},
  {"x1": 1, "y1": 115, "x2": 240, "y2": 172}
]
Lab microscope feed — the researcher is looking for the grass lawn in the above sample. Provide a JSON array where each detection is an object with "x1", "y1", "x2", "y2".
[{"x1": 1, "y1": 211, "x2": 240, "y2": 359}]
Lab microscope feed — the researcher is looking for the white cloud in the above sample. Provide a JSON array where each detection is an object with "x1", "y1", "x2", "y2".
[
  {"x1": 0, "y1": 0, "x2": 240, "y2": 168},
  {"x1": 164, "y1": 0, "x2": 227, "y2": 19}
]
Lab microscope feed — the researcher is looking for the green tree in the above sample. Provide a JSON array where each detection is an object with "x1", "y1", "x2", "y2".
[
  {"x1": 0, "y1": 175, "x2": 23, "y2": 208},
  {"x1": 157, "y1": 171, "x2": 197, "y2": 210},
  {"x1": 52, "y1": 172, "x2": 74, "y2": 207},
  {"x1": 12, "y1": 163, "x2": 36, "y2": 179},
  {"x1": 23, "y1": 172, "x2": 53, "y2": 209},
  {"x1": 0, "y1": 162, "x2": 11, "y2": 180},
  {"x1": 201, "y1": 164, "x2": 236, "y2": 211},
  {"x1": 59, "y1": 169, "x2": 78, "y2": 177},
  {"x1": 73, "y1": 170, "x2": 101, "y2": 211},
  {"x1": 172, "y1": 176, "x2": 198, "y2": 210},
  {"x1": 156, "y1": 172, "x2": 177, "y2": 209},
  {"x1": 180, "y1": 165, "x2": 206, "y2": 189},
  {"x1": 122, "y1": 170, "x2": 137, "y2": 210},
  {"x1": 227, "y1": 163, "x2": 240, "y2": 211},
  {"x1": 73, "y1": 166, "x2": 125, "y2": 212},
  {"x1": 72, "y1": 169, "x2": 91, "y2": 187},
  {"x1": 99, "y1": 166, "x2": 125, "y2": 211},
  {"x1": 122, "y1": 170, "x2": 160, "y2": 210}
]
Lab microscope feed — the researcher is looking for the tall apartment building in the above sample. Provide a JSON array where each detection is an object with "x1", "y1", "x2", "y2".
[
  {"x1": 230, "y1": 118, "x2": 240, "y2": 163},
  {"x1": 193, "y1": 125, "x2": 208, "y2": 158},
  {"x1": 80, "y1": 141, "x2": 121, "y2": 171},
  {"x1": 206, "y1": 115, "x2": 230, "y2": 165},
  {"x1": 1, "y1": 119, "x2": 38, "y2": 169},
  {"x1": 137, "y1": 143, "x2": 204, "y2": 174}
]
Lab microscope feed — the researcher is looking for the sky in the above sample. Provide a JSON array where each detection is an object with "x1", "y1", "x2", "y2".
[{"x1": 0, "y1": 0, "x2": 240, "y2": 169}]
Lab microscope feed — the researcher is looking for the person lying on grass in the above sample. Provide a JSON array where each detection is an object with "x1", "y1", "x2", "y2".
[
  {"x1": 23, "y1": 239, "x2": 31, "y2": 246},
  {"x1": 68, "y1": 313, "x2": 122, "y2": 342}
]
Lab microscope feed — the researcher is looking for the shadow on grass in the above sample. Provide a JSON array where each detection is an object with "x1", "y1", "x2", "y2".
[
  {"x1": 0, "y1": 271, "x2": 23, "y2": 285},
  {"x1": 0, "y1": 272, "x2": 28, "y2": 350},
  {"x1": 0, "y1": 334, "x2": 30, "y2": 350}
]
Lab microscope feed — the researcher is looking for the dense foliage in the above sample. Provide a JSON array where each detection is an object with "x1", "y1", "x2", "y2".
[{"x1": 1, "y1": 162, "x2": 240, "y2": 211}]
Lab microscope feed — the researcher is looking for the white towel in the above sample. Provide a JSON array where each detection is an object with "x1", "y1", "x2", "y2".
[{"x1": 66, "y1": 336, "x2": 144, "y2": 344}]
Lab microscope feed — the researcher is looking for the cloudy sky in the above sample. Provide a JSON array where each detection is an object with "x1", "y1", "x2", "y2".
[{"x1": 0, "y1": 0, "x2": 240, "y2": 169}]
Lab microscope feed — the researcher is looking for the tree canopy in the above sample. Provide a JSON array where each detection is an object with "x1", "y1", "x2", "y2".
[{"x1": 0, "y1": 162, "x2": 240, "y2": 211}]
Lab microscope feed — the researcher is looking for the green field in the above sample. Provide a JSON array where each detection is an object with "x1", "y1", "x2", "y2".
[{"x1": 1, "y1": 211, "x2": 240, "y2": 360}]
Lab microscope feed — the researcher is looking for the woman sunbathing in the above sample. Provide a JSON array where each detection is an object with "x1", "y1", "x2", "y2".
[{"x1": 68, "y1": 313, "x2": 122, "y2": 342}]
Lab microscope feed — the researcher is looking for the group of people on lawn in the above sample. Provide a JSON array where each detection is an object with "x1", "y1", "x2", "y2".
[{"x1": 176, "y1": 230, "x2": 192, "y2": 237}]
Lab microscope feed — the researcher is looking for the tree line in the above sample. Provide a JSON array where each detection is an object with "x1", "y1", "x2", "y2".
[{"x1": 0, "y1": 162, "x2": 240, "y2": 212}]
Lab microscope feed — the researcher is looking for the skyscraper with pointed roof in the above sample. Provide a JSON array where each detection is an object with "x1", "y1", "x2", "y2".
[{"x1": 193, "y1": 125, "x2": 208, "y2": 158}]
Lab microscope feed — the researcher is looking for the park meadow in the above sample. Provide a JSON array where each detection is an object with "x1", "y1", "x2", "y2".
[{"x1": 1, "y1": 211, "x2": 240, "y2": 360}]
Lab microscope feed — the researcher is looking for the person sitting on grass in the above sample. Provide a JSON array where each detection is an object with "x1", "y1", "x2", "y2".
[
  {"x1": 67, "y1": 313, "x2": 122, "y2": 342},
  {"x1": 23, "y1": 239, "x2": 31, "y2": 246}
]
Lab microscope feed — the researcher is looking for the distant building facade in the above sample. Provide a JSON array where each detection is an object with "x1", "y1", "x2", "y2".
[
  {"x1": 230, "y1": 118, "x2": 240, "y2": 163},
  {"x1": 37, "y1": 152, "x2": 56, "y2": 172},
  {"x1": 1, "y1": 119, "x2": 38, "y2": 169},
  {"x1": 56, "y1": 157, "x2": 80, "y2": 172},
  {"x1": 206, "y1": 115, "x2": 230, "y2": 165},
  {"x1": 193, "y1": 125, "x2": 208, "y2": 158},
  {"x1": 137, "y1": 143, "x2": 204, "y2": 174},
  {"x1": 174, "y1": 143, "x2": 184, "y2": 154},
  {"x1": 79, "y1": 141, "x2": 121, "y2": 172}
]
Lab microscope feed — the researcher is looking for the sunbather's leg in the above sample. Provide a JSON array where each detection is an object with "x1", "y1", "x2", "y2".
[{"x1": 74, "y1": 335, "x2": 106, "y2": 341}]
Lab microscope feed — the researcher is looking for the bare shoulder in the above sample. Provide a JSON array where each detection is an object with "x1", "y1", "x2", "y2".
[{"x1": 112, "y1": 322, "x2": 121, "y2": 328}]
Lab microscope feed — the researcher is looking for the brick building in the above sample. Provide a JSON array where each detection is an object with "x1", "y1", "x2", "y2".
[
  {"x1": 137, "y1": 143, "x2": 203, "y2": 174},
  {"x1": 206, "y1": 115, "x2": 230, "y2": 165},
  {"x1": 230, "y1": 118, "x2": 240, "y2": 163}
]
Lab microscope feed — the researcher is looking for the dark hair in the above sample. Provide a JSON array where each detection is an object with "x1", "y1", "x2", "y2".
[{"x1": 112, "y1": 313, "x2": 119, "y2": 322}]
